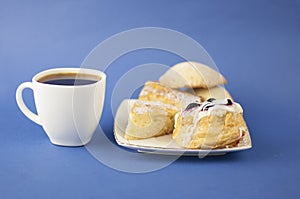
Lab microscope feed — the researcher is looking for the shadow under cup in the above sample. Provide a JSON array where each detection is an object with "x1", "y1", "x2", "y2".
[{"x1": 17, "y1": 68, "x2": 106, "y2": 147}]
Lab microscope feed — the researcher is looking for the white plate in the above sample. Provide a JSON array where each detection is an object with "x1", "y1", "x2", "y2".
[{"x1": 114, "y1": 99, "x2": 252, "y2": 156}]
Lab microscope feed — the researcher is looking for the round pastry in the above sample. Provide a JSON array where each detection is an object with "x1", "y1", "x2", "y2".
[
  {"x1": 159, "y1": 61, "x2": 227, "y2": 89},
  {"x1": 172, "y1": 98, "x2": 248, "y2": 149}
]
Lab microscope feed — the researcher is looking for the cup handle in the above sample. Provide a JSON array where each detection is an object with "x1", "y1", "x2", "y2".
[{"x1": 16, "y1": 82, "x2": 41, "y2": 125}]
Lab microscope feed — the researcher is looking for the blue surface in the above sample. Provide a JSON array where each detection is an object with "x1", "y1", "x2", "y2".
[{"x1": 1, "y1": 0, "x2": 300, "y2": 198}]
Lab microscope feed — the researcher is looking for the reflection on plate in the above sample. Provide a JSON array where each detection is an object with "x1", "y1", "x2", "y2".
[{"x1": 114, "y1": 99, "x2": 252, "y2": 156}]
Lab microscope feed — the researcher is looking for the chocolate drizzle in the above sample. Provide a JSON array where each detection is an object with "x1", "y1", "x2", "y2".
[
  {"x1": 227, "y1": 99, "x2": 233, "y2": 105},
  {"x1": 185, "y1": 103, "x2": 201, "y2": 111},
  {"x1": 185, "y1": 98, "x2": 234, "y2": 112},
  {"x1": 207, "y1": 98, "x2": 216, "y2": 102}
]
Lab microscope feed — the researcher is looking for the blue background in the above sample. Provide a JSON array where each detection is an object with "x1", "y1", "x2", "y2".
[{"x1": 1, "y1": 0, "x2": 300, "y2": 198}]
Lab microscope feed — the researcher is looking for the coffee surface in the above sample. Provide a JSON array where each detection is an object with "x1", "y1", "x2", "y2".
[{"x1": 38, "y1": 73, "x2": 100, "y2": 86}]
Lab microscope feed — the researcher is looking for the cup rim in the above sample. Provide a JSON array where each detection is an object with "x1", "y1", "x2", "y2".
[{"x1": 32, "y1": 68, "x2": 106, "y2": 87}]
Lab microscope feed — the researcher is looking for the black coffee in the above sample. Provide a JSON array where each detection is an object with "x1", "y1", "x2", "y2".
[
  {"x1": 42, "y1": 78, "x2": 98, "y2": 86},
  {"x1": 38, "y1": 73, "x2": 100, "y2": 86}
]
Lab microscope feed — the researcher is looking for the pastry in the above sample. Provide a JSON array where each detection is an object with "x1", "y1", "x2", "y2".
[
  {"x1": 139, "y1": 81, "x2": 201, "y2": 110},
  {"x1": 125, "y1": 100, "x2": 178, "y2": 140},
  {"x1": 194, "y1": 86, "x2": 233, "y2": 101},
  {"x1": 172, "y1": 98, "x2": 248, "y2": 149},
  {"x1": 159, "y1": 61, "x2": 227, "y2": 88}
]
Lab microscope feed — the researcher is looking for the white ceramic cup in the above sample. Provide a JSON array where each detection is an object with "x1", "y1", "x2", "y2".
[{"x1": 16, "y1": 68, "x2": 106, "y2": 146}]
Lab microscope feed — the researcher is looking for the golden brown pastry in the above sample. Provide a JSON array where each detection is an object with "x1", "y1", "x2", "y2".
[
  {"x1": 138, "y1": 81, "x2": 201, "y2": 110},
  {"x1": 125, "y1": 100, "x2": 178, "y2": 140},
  {"x1": 159, "y1": 61, "x2": 227, "y2": 89},
  {"x1": 173, "y1": 98, "x2": 248, "y2": 149}
]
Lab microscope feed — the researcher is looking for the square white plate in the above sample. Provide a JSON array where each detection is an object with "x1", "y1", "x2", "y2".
[{"x1": 114, "y1": 99, "x2": 252, "y2": 156}]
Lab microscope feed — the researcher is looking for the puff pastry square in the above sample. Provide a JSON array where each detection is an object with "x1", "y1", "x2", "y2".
[
  {"x1": 173, "y1": 99, "x2": 248, "y2": 149},
  {"x1": 125, "y1": 100, "x2": 178, "y2": 140}
]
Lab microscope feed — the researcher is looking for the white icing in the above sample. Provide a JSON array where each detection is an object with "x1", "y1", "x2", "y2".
[
  {"x1": 182, "y1": 108, "x2": 205, "y2": 145},
  {"x1": 238, "y1": 127, "x2": 246, "y2": 139},
  {"x1": 174, "y1": 112, "x2": 179, "y2": 128}
]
